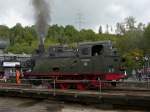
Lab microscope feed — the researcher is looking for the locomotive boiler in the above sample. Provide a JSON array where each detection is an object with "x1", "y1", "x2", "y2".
[{"x1": 24, "y1": 41, "x2": 126, "y2": 90}]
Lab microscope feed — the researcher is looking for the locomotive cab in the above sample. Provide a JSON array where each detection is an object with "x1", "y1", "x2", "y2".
[
  {"x1": 78, "y1": 40, "x2": 115, "y2": 57},
  {"x1": 77, "y1": 41, "x2": 126, "y2": 81}
]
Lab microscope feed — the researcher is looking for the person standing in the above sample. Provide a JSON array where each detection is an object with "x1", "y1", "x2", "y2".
[
  {"x1": 137, "y1": 69, "x2": 142, "y2": 81},
  {"x1": 15, "y1": 65, "x2": 21, "y2": 84},
  {"x1": 132, "y1": 69, "x2": 136, "y2": 80}
]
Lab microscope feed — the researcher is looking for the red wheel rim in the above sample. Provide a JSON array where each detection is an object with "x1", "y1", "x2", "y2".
[
  {"x1": 60, "y1": 83, "x2": 69, "y2": 90},
  {"x1": 76, "y1": 83, "x2": 86, "y2": 91}
]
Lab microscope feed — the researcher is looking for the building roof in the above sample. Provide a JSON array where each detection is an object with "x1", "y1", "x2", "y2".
[{"x1": 78, "y1": 40, "x2": 112, "y2": 46}]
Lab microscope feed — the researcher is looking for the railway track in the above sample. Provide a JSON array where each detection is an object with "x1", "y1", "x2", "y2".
[
  {"x1": 0, "y1": 83, "x2": 150, "y2": 97},
  {"x1": 0, "y1": 83, "x2": 32, "y2": 88},
  {"x1": 0, "y1": 82, "x2": 150, "y2": 92},
  {"x1": 0, "y1": 83, "x2": 150, "y2": 109},
  {"x1": 102, "y1": 87, "x2": 150, "y2": 92}
]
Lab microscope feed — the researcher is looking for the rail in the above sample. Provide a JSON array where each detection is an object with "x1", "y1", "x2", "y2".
[
  {"x1": 0, "y1": 78, "x2": 150, "y2": 91},
  {"x1": 0, "y1": 78, "x2": 150, "y2": 100}
]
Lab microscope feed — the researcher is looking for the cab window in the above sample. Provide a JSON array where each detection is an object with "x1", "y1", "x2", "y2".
[{"x1": 92, "y1": 45, "x2": 104, "y2": 56}]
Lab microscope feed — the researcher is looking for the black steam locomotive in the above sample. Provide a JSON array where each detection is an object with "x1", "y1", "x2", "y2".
[{"x1": 24, "y1": 40, "x2": 126, "y2": 90}]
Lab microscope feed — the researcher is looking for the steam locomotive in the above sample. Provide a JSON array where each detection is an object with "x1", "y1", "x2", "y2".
[{"x1": 24, "y1": 41, "x2": 126, "y2": 90}]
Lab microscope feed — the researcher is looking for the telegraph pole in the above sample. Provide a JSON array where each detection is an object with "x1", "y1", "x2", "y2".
[{"x1": 76, "y1": 12, "x2": 85, "y2": 30}]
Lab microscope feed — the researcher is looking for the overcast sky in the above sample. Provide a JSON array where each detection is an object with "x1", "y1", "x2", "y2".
[{"x1": 0, "y1": 0, "x2": 150, "y2": 32}]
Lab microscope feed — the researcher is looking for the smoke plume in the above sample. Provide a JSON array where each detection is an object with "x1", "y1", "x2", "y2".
[{"x1": 32, "y1": 0, "x2": 51, "y2": 45}]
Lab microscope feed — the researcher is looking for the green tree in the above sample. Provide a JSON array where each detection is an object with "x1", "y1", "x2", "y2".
[
  {"x1": 124, "y1": 16, "x2": 136, "y2": 31},
  {"x1": 143, "y1": 24, "x2": 150, "y2": 53},
  {"x1": 98, "y1": 25, "x2": 103, "y2": 34},
  {"x1": 0, "y1": 25, "x2": 10, "y2": 38}
]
